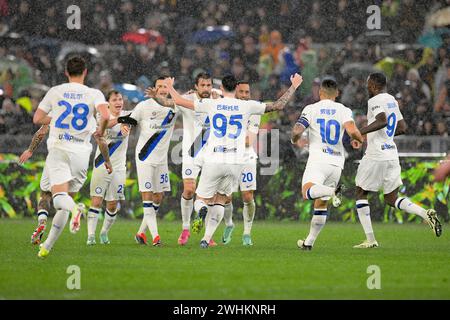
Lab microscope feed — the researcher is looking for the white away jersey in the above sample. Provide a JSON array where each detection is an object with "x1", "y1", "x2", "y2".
[
  {"x1": 298, "y1": 99, "x2": 353, "y2": 169},
  {"x1": 244, "y1": 115, "x2": 261, "y2": 161},
  {"x1": 176, "y1": 93, "x2": 210, "y2": 161},
  {"x1": 364, "y1": 93, "x2": 403, "y2": 161},
  {"x1": 93, "y1": 110, "x2": 131, "y2": 171},
  {"x1": 194, "y1": 97, "x2": 266, "y2": 164},
  {"x1": 38, "y1": 82, "x2": 106, "y2": 153},
  {"x1": 130, "y1": 99, "x2": 177, "y2": 165}
]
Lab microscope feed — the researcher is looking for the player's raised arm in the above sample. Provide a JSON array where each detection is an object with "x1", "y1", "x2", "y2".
[
  {"x1": 19, "y1": 125, "x2": 49, "y2": 164},
  {"x1": 165, "y1": 77, "x2": 195, "y2": 110},
  {"x1": 265, "y1": 73, "x2": 303, "y2": 113}
]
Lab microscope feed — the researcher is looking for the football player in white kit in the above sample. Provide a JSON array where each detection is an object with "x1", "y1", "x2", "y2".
[
  {"x1": 87, "y1": 90, "x2": 131, "y2": 246},
  {"x1": 165, "y1": 73, "x2": 303, "y2": 248},
  {"x1": 176, "y1": 72, "x2": 213, "y2": 246},
  {"x1": 19, "y1": 124, "x2": 86, "y2": 245},
  {"x1": 353, "y1": 73, "x2": 442, "y2": 249},
  {"x1": 33, "y1": 56, "x2": 112, "y2": 258},
  {"x1": 121, "y1": 76, "x2": 177, "y2": 247},
  {"x1": 291, "y1": 79, "x2": 364, "y2": 251},
  {"x1": 222, "y1": 81, "x2": 261, "y2": 246}
]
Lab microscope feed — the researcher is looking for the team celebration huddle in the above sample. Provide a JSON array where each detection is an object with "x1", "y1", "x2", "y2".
[{"x1": 22, "y1": 56, "x2": 442, "y2": 259}]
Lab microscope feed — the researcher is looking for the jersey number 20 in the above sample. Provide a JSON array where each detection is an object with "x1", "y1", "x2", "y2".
[
  {"x1": 317, "y1": 119, "x2": 340, "y2": 145},
  {"x1": 55, "y1": 100, "x2": 89, "y2": 130}
]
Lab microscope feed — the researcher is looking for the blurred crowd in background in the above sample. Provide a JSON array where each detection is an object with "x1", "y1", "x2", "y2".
[{"x1": 0, "y1": 0, "x2": 449, "y2": 151}]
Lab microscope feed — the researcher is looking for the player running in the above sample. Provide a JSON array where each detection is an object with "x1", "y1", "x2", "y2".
[
  {"x1": 33, "y1": 56, "x2": 112, "y2": 258},
  {"x1": 352, "y1": 72, "x2": 442, "y2": 249},
  {"x1": 87, "y1": 90, "x2": 131, "y2": 245},
  {"x1": 164, "y1": 73, "x2": 303, "y2": 248},
  {"x1": 291, "y1": 78, "x2": 364, "y2": 251},
  {"x1": 119, "y1": 76, "x2": 178, "y2": 247},
  {"x1": 19, "y1": 125, "x2": 86, "y2": 245},
  {"x1": 222, "y1": 81, "x2": 261, "y2": 246}
]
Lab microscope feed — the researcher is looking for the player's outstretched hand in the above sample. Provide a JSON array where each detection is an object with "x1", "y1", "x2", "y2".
[
  {"x1": 145, "y1": 87, "x2": 158, "y2": 98},
  {"x1": 351, "y1": 140, "x2": 362, "y2": 149},
  {"x1": 120, "y1": 124, "x2": 131, "y2": 136},
  {"x1": 18, "y1": 149, "x2": 33, "y2": 164},
  {"x1": 290, "y1": 73, "x2": 303, "y2": 89},
  {"x1": 165, "y1": 77, "x2": 175, "y2": 88},
  {"x1": 105, "y1": 160, "x2": 113, "y2": 175}
]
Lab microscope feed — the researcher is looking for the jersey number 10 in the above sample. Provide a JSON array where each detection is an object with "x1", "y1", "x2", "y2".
[
  {"x1": 55, "y1": 100, "x2": 89, "y2": 130},
  {"x1": 317, "y1": 119, "x2": 341, "y2": 145}
]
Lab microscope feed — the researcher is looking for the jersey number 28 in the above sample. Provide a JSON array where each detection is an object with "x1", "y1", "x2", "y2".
[{"x1": 55, "y1": 100, "x2": 89, "y2": 130}]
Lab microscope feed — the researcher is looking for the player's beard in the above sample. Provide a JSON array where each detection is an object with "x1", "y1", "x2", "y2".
[{"x1": 198, "y1": 91, "x2": 210, "y2": 98}]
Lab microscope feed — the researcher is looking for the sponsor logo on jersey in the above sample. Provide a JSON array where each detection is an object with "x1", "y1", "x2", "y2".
[
  {"x1": 387, "y1": 102, "x2": 396, "y2": 109},
  {"x1": 213, "y1": 145, "x2": 237, "y2": 153},
  {"x1": 371, "y1": 105, "x2": 381, "y2": 111},
  {"x1": 381, "y1": 143, "x2": 396, "y2": 150},
  {"x1": 58, "y1": 132, "x2": 84, "y2": 143},
  {"x1": 322, "y1": 146, "x2": 342, "y2": 156}
]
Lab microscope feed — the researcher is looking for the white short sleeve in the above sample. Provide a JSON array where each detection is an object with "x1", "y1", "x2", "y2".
[
  {"x1": 395, "y1": 101, "x2": 404, "y2": 121},
  {"x1": 248, "y1": 115, "x2": 261, "y2": 134},
  {"x1": 297, "y1": 105, "x2": 312, "y2": 128},
  {"x1": 37, "y1": 88, "x2": 55, "y2": 113},
  {"x1": 93, "y1": 89, "x2": 107, "y2": 109},
  {"x1": 129, "y1": 103, "x2": 142, "y2": 122},
  {"x1": 368, "y1": 97, "x2": 385, "y2": 118},
  {"x1": 341, "y1": 107, "x2": 354, "y2": 124},
  {"x1": 194, "y1": 99, "x2": 213, "y2": 113},
  {"x1": 247, "y1": 100, "x2": 266, "y2": 115}
]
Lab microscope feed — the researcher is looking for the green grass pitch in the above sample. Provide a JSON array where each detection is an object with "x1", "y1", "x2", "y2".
[{"x1": 0, "y1": 219, "x2": 449, "y2": 299}]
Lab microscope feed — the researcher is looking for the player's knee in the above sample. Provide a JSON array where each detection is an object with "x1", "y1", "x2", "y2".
[
  {"x1": 153, "y1": 193, "x2": 164, "y2": 204},
  {"x1": 384, "y1": 195, "x2": 397, "y2": 207},
  {"x1": 106, "y1": 201, "x2": 118, "y2": 212},
  {"x1": 53, "y1": 192, "x2": 75, "y2": 211},
  {"x1": 242, "y1": 191, "x2": 254, "y2": 203},
  {"x1": 182, "y1": 189, "x2": 195, "y2": 200}
]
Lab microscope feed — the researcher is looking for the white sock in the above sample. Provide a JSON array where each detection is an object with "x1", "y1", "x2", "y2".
[
  {"x1": 223, "y1": 202, "x2": 234, "y2": 227},
  {"x1": 87, "y1": 207, "x2": 101, "y2": 238},
  {"x1": 143, "y1": 201, "x2": 159, "y2": 239},
  {"x1": 203, "y1": 204, "x2": 224, "y2": 242},
  {"x1": 138, "y1": 211, "x2": 148, "y2": 234},
  {"x1": 356, "y1": 200, "x2": 376, "y2": 242},
  {"x1": 43, "y1": 210, "x2": 69, "y2": 251},
  {"x1": 243, "y1": 200, "x2": 255, "y2": 235},
  {"x1": 194, "y1": 199, "x2": 207, "y2": 213},
  {"x1": 181, "y1": 196, "x2": 193, "y2": 230},
  {"x1": 306, "y1": 184, "x2": 335, "y2": 200},
  {"x1": 304, "y1": 209, "x2": 327, "y2": 246},
  {"x1": 37, "y1": 210, "x2": 48, "y2": 225},
  {"x1": 101, "y1": 208, "x2": 117, "y2": 234},
  {"x1": 52, "y1": 192, "x2": 76, "y2": 212},
  {"x1": 395, "y1": 197, "x2": 427, "y2": 219}
]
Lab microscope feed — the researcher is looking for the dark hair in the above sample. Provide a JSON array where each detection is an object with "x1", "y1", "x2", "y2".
[
  {"x1": 237, "y1": 80, "x2": 250, "y2": 86},
  {"x1": 195, "y1": 72, "x2": 212, "y2": 85},
  {"x1": 320, "y1": 78, "x2": 338, "y2": 91},
  {"x1": 66, "y1": 56, "x2": 86, "y2": 77},
  {"x1": 368, "y1": 72, "x2": 387, "y2": 89},
  {"x1": 153, "y1": 76, "x2": 167, "y2": 87},
  {"x1": 221, "y1": 75, "x2": 238, "y2": 92},
  {"x1": 106, "y1": 89, "x2": 121, "y2": 101}
]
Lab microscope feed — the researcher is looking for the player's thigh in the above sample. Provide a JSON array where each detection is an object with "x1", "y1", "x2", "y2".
[
  {"x1": 217, "y1": 164, "x2": 242, "y2": 197},
  {"x1": 182, "y1": 159, "x2": 201, "y2": 180},
  {"x1": 355, "y1": 158, "x2": 384, "y2": 192},
  {"x1": 196, "y1": 163, "x2": 223, "y2": 199},
  {"x1": 90, "y1": 167, "x2": 111, "y2": 199},
  {"x1": 105, "y1": 169, "x2": 126, "y2": 202},
  {"x1": 46, "y1": 149, "x2": 72, "y2": 187},
  {"x1": 323, "y1": 165, "x2": 342, "y2": 189},
  {"x1": 68, "y1": 151, "x2": 90, "y2": 193},
  {"x1": 239, "y1": 161, "x2": 257, "y2": 192},
  {"x1": 383, "y1": 160, "x2": 403, "y2": 195},
  {"x1": 40, "y1": 163, "x2": 51, "y2": 193},
  {"x1": 151, "y1": 163, "x2": 170, "y2": 193},
  {"x1": 302, "y1": 162, "x2": 327, "y2": 188}
]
